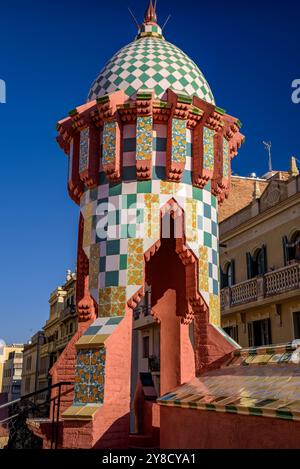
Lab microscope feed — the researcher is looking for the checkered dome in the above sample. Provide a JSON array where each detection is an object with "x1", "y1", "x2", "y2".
[{"x1": 88, "y1": 36, "x2": 214, "y2": 103}]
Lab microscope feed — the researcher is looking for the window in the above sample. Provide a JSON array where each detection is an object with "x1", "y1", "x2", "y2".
[
  {"x1": 144, "y1": 285, "x2": 151, "y2": 316},
  {"x1": 25, "y1": 376, "x2": 31, "y2": 393},
  {"x1": 133, "y1": 284, "x2": 151, "y2": 319},
  {"x1": 248, "y1": 318, "x2": 272, "y2": 347},
  {"x1": 221, "y1": 260, "x2": 235, "y2": 289},
  {"x1": 246, "y1": 246, "x2": 267, "y2": 279},
  {"x1": 283, "y1": 232, "x2": 300, "y2": 264},
  {"x1": 143, "y1": 336, "x2": 150, "y2": 359},
  {"x1": 39, "y1": 356, "x2": 48, "y2": 375},
  {"x1": 254, "y1": 249, "x2": 265, "y2": 276},
  {"x1": 12, "y1": 384, "x2": 21, "y2": 394},
  {"x1": 293, "y1": 312, "x2": 300, "y2": 339},
  {"x1": 223, "y1": 326, "x2": 239, "y2": 343},
  {"x1": 26, "y1": 356, "x2": 32, "y2": 371},
  {"x1": 67, "y1": 295, "x2": 75, "y2": 307}
]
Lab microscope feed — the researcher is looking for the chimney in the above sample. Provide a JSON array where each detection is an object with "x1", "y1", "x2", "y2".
[
  {"x1": 66, "y1": 269, "x2": 72, "y2": 281},
  {"x1": 252, "y1": 180, "x2": 261, "y2": 200},
  {"x1": 289, "y1": 156, "x2": 299, "y2": 177}
]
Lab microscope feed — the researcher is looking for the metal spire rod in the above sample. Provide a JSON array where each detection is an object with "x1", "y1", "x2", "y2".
[
  {"x1": 263, "y1": 141, "x2": 273, "y2": 173},
  {"x1": 128, "y1": 7, "x2": 140, "y2": 30},
  {"x1": 162, "y1": 14, "x2": 171, "y2": 31}
]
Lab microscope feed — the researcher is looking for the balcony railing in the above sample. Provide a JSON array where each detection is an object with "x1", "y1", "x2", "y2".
[
  {"x1": 60, "y1": 305, "x2": 76, "y2": 320},
  {"x1": 55, "y1": 334, "x2": 74, "y2": 350},
  {"x1": 265, "y1": 264, "x2": 300, "y2": 296},
  {"x1": 40, "y1": 342, "x2": 55, "y2": 355},
  {"x1": 231, "y1": 278, "x2": 258, "y2": 306},
  {"x1": 221, "y1": 262, "x2": 300, "y2": 310}
]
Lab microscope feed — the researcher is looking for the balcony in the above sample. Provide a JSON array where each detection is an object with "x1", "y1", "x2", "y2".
[
  {"x1": 221, "y1": 263, "x2": 300, "y2": 311},
  {"x1": 40, "y1": 342, "x2": 56, "y2": 356},
  {"x1": 55, "y1": 334, "x2": 74, "y2": 350},
  {"x1": 60, "y1": 305, "x2": 76, "y2": 320}
]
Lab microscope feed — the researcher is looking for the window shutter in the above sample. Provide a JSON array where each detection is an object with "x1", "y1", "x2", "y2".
[
  {"x1": 246, "y1": 252, "x2": 253, "y2": 279},
  {"x1": 282, "y1": 236, "x2": 289, "y2": 266},
  {"x1": 220, "y1": 268, "x2": 227, "y2": 289},
  {"x1": 262, "y1": 244, "x2": 268, "y2": 274},
  {"x1": 248, "y1": 322, "x2": 254, "y2": 347},
  {"x1": 231, "y1": 259, "x2": 236, "y2": 285}
]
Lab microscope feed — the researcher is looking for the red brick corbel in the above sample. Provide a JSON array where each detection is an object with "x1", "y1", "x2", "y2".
[
  {"x1": 218, "y1": 115, "x2": 245, "y2": 202},
  {"x1": 192, "y1": 97, "x2": 216, "y2": 189},
  {"x1": 78, "y1": 119, "x2": 100, "y2": 188},
  {"x1": 97, "y1": 90, "x2": 125, "y2": 183},
  {"x1": 67, "y1": 131, "x2": 84, "y2": 205},
  {"x1": 166, "y1": 89, "x2": 191, "y2": 182},
  {"x1": 136, "y1": 89, "x2": 154, "y2": 180}
]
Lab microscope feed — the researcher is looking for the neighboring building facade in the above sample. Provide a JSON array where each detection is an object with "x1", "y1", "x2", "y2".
[
  {"x1": 2, "y1": 347, "x2": 24, "y2": 401},
  {"x1": 220, "y1": 168, "x2": 300, "y2": 347},
  {"x1": 37, "y1": 270, "x2": 77, "y2": 400},
  {"x1": 0, "y1": 344, "x2": 24, "y2": 396},
  {"x1": 21, "y1": 331, "x2": 45, "y2": 397}
]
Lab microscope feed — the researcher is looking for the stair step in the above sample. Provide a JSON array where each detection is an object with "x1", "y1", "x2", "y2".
[{"x1": 129, "y1": 434, "x2": 155, "y2": 448}]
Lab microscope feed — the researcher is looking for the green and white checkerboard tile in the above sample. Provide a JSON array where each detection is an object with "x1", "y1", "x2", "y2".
[
  {"x1": 88, "y1": 37, "x2": 214, "y2": 103},
  {"x1": 81, "y1": 185, "x2": 219, "y2": 298},
  {"x1": 80, "y1": 120, "x2": 219, "y2": 306}
]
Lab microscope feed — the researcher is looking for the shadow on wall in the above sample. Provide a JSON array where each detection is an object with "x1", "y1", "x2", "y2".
[{"x1": 92, "y1": 413, "x2": 130, "y2": 449}]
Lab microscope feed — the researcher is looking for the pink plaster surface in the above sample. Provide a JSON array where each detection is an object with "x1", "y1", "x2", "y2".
[
  {"x1": 160, "y1": 406, "x2": 300, "y2": 449},
  {"x1": 62, "y1": 307, "x2": 133, "y2": 449}
]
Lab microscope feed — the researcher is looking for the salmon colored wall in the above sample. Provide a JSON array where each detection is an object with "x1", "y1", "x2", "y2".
[
  {"x1": 154, "y1": 290, "x2": 181, "y2": 395},
  {"x1": 50, "y1": 321, "x2": 92, "y2": 416},
  {"x1": 180, "y1": 323, "x2": 195, "y2": 384},
  {"x1": 62, "y1": 306, "x2": 133, "y2": 449},
  {"x1": 160, "y1": 406, "x2": 300, "y2": 449}
]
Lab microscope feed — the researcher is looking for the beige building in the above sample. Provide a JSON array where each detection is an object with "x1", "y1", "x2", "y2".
[
  {"x1": 219, "y1": 162, "x2": 300, "y2": 347},
  {"x1": 21, "y1": 331, "x2": 45, "y2": 397},
  {"x1": 132, "y1": 284, "x2": 160, "y2": 393},
  {"x1": 37, "y1": 270, "x2": 77, "y2": 399},
  {"x1": 0, "y1": 343, "x2": 24, "y2": 398},
  {"x1": 2, "y1": 347, "x2": 24, "y2": 401}
]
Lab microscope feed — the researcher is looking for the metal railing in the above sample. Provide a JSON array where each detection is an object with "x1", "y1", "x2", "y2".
[
  {"x1": 55, "y1": 334, "x2": 74, "y2": 350},
  {"x1": 0, "y1": 381, "x2": 72, "y2": 449}
]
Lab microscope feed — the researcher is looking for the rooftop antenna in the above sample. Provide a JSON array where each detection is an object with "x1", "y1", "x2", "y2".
[
  {"x1": 128, "y1": 7, "x2": 140, "y2": 30},
  {"x1": 263, "y1": 141, "x2": 273, "y2": 173},
  {"x1": 162, "y1": 14, "x2": 171, "y2": 31}
]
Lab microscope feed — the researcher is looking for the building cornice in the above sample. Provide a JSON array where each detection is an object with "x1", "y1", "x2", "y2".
[{"x1": 220, "y1": 190, "x2": 300, "y2": 242}]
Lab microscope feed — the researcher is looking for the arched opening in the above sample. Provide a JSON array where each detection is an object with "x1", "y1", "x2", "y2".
[{"x1": 130, "y1": 203, "x2": 197, "y2": 436}]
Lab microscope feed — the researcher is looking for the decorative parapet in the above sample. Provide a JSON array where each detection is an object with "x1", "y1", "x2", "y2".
[{"x1": 57, "y1": 90, "x2": 244, "y2": 205}]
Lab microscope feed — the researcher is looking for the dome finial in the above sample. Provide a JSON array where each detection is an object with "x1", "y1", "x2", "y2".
[{"x1": 144, "y1": 0, "x2": 157, "y2": 24}]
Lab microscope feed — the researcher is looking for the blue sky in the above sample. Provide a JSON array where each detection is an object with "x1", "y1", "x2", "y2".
[{"x1": 0, "y1": 0, "x2": 299, "y2": 343}]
